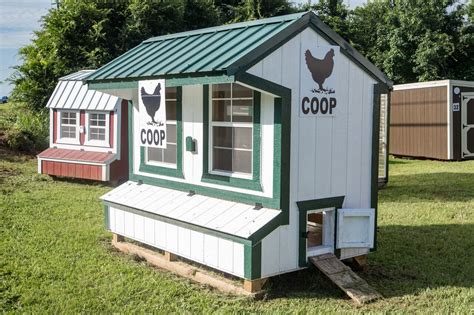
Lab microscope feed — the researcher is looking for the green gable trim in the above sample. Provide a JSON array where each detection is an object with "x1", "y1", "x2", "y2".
[
  {"x1": 201, "y1": 86, "x2": 262, "y2": 192},
  {"x1": 139, "y1": 87, "x2": 183, "y2": 179},
  {"x1": 104, "y1": 201, "x2": 252, "y2": 247},
  {"x1": 296, "y1": 196, "x2": 345, "y2": 267},
  {"x1": 227, "y1": 13, "x2": 392, "y2": 89},
  {"x1": 244, "y1": 242, "x2": 262, "y2": 280}
]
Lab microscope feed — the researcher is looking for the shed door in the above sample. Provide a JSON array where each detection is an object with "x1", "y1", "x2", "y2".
[
  {"x1": 462, "y1": 93, "x2": 474, "y2": 158},
  {"x1": 336, "y1": 209, "x2": 375, "y2": 249}
]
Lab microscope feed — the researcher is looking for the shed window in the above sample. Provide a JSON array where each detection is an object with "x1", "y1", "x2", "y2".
[
  {"x1": 89, "y1": 113, "x2": 107, "y2": 141},
  {"x1": 210, "y1": 83, "x2": 253, "y2": 175},
  {"x1": 146, "y1": 87, "x2": 177, "y2": 166},
  {"x1": 59, "y1": 111, "x2": 78, "y2": 142}
]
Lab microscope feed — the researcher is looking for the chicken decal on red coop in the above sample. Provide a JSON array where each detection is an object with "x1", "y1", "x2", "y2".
[
  {"x1": 139, "y1": 79, "x2": 167, "y2": 148},
  {"x1": 300, "y1": 45, "x2": 340, "y2": 117}
]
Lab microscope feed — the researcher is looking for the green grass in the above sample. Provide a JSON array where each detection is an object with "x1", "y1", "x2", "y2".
[{"x1": 1, "y1": 149, "x2": 473, "y2": 313}]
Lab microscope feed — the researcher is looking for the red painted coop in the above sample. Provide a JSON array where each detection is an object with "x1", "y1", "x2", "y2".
[{"x1": 37, "y1": 70, "x2": 129, "y2": 182}]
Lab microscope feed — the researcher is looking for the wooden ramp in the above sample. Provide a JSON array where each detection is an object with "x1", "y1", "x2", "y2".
[{"x1": 309, "y1": 254, "x2": 382, "y2": 304}]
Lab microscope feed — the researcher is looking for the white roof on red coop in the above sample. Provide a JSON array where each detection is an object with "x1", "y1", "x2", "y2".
[{"x1": 46, "y1": 70, "x2": 120, "y2": 111}]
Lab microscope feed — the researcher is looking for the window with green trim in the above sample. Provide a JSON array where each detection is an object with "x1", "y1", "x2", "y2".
[
  {"x1": 146, "y1": 87, "x2": 178, "y2": 168},
  {"x1": 210, "y1": 83, "x2": 254, "y2": 177}
]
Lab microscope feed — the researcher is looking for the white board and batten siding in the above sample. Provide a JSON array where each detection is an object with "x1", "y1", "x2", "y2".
[
  {"x1": 247, "y1": 28, "x2": 376, "y2": 277},
  {"x1": 102, "y1": 181, "x2": 282, "y2": 278},
  {"x1": 108, "y1": 205, "x2": 245, "y2": 277}
]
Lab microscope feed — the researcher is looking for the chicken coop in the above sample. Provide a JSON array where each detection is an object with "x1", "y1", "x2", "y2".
[
  {"x1": 390, "y1": 80, "x2": 474, "y2": 160},
  {"x1": 37, "y1": 70, "x2": 129, "y2": 182},
  {"x1": 84, "y1": 11, "x2": 392, "y2": 296}
]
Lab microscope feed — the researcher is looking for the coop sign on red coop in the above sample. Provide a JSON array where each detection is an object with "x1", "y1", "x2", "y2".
[
  {"x1": 299, "y1": 45, "x2": 340, "y2": 117},
  {"x1": 138, "y1": 79, "x2": 167, "y2": 148}
]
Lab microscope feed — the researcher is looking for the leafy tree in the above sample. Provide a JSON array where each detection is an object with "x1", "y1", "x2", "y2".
[
  {"x1": 303, "y1": 0, "x2": 351, "y2": 41},
  {"x1": 350, "y1": 0, "x2": 473, "y2": 83},
  {"x1": 229, "y1": 0, "x2": 296, "y2": 22}
]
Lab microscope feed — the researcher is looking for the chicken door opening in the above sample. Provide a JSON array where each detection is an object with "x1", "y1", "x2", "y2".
[{"x1": 306, "y1": 209, "x2": 335, "y2": 257}]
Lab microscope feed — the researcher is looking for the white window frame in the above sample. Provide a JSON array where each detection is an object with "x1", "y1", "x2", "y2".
[
  {"x1": 57, "y1": 110, "x2": 80, "y2": 145},
  {"x1": 209, "y1": 83, "x2": 254, "y2": 179},
  {"x1": 85, "y1": 111, "x2": 110, "y2": 147},
  {"x1": 145, "y1": 90, "x2": 178, "y2": 169}
]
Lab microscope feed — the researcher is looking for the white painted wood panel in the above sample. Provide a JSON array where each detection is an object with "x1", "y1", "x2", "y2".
[
  {"x1": 261, "y1": 229, "x2": 280, "y2": 277},
  {"x1": 108, "y1": 206, "x2": 245, "y2": 277},
  {"x1": 247, "y1": 26, "x2": 378, "y2": 273}
]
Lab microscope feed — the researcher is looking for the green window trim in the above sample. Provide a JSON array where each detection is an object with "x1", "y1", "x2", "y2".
[
  {"x1": 296, "y1": 196, "x2": 345, "y2": 267},
  {"x1": 201, "y1": 85, "x2": 262, "y2": 191},
  {"x1": 139, "y1": 86, "x2": 184, "y2": 179}
]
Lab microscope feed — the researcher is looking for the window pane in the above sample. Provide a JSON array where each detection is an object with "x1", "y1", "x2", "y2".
[
  {"x1": 213, "y1": 148, "x2": 232, "y2": 172},
  {"x1": 163, "y1": 144, "x2": 177, "y2": 164},
  {"x1": 90, "y1": 128, "x2": 106, "y2": 141},
  {"x1": 232, "y1": 99, "x2": 253, "y2": 123},
  {"x1": 61, "y1": 126, "x2": 75, "y2": 138},
  {"x1": 148, "y1": 147, "x2": 163, "y2": 162},
  {"x1": 166, "y1": 100, "x2": 177, "y2": 120},
  {"x1": 232, "y1": 83, "x2": 253, "y2": 98},
  {"x1": 166, "y1": 87, "x2": 177, "y2": 100},
  {"x1": 233, "y1": 150, "x2": 252, "y2": 174},
  {"x1": 166, "y1": 124, "x2": 177, "y2": 144},
  {"x1": 213, "y1": 126, "x2": 232, "y2": 148},
  {"x1": 212, "y1": 100, "x2": 231, "y2": 122},
  {"x1": 212, "y1": 84, "x2": 231, "y2": 98},
  {"x1": 234, "y1": 127, "x2": 252, "y2": 150}
]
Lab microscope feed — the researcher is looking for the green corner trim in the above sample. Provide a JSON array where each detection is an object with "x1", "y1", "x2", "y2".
[
  {"x1": 371, "y1": 84, "x2": 386, "y2": 252},
  {"x1": 139, "y1": 87, "x2": 183, "y2": 178},
  {"x1": 128, "y1": 100, "x2": 134, "y2": 179},
  {"x1": 244, "y1": 242, "x2": 262, "y2": 280},
  {"x1": 235, "y1": 72, "x2": 291, "y2": 226},
  {"x1": 201, "y1": 85, "x2": 262, "y2": 192},
  {"x1": 104, "y1": 204, "x2": 110, "y2": 230},
  {"x1": 296, "y1": 196, "x2": 345, "y2": 267}
]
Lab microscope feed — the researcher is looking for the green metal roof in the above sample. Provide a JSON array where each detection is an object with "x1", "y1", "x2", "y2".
[
  {"x1": 86, "y1": 12, "x2": 306, "y2": 82},
  {"x1": 87, "y1": 11, "x2": 392, "y2": 87}
]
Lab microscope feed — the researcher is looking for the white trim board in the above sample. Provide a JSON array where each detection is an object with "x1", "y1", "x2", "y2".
[{"x1": 393, "y1": 79, "x2": 474, "y2": 91}]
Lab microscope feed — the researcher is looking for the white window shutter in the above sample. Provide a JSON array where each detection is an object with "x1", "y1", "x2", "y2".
[{"x1": 336, "y1": 209, "x2": 375, "y2": 249}]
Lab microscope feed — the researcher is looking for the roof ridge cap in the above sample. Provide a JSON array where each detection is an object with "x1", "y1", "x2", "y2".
[{"x1": 143, "y1": 11, "x2": 308, "y2": 43}]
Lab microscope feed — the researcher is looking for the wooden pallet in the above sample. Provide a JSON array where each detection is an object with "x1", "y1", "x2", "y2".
[
  {"x1": 111, "y1": 234, "x2": 267, "y2": 296},
  {"x1": 309, "y1": 254, "x2": 382, "y2": 304}
]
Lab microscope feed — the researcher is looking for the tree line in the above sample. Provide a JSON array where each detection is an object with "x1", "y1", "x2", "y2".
[{"x1": 9, "y1": 0, "x2": 473, "y2": 112}]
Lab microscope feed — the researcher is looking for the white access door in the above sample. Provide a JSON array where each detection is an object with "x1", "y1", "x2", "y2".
[
  {"x1": 461, "y1": 93, "x2": 474, "y2": 158},
  {"x1": 336, "y1": 208, "x2": 375, "y2": 249}
]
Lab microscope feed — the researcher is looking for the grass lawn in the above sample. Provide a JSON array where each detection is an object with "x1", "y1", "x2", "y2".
[{"x1": 1, "y1": 148, "x2": 473, "y2": 313}]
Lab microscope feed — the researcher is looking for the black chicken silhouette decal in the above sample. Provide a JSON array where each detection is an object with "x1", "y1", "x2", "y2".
[
  {"x1": 141, "y1": 83, "x2": 162, "y2": 124},
  {"x1": 305, "y1": 48, "x2": 335, "y2": 94}
]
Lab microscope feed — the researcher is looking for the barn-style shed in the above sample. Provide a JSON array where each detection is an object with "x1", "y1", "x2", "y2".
[
  {"x1": 37, "y1": 70, "x2": 129, "y2": 182},
  {"x1": 86, "y1": 11, "x2": 392, "y2": 292},
  {"x1": 390, "y1": 80, "x2": 474, "y2": 160}
]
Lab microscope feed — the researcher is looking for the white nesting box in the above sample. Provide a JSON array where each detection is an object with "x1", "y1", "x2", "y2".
[{"x1": 87, "y1": 11, "x2": 392, "y2": 281}]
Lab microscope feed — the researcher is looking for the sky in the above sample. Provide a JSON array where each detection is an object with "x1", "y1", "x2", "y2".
[{"x1": 0, "y1": 0, "x2": 366, "y2": 97}]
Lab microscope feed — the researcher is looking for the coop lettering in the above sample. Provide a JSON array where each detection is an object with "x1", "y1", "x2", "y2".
[
  {"x1": 140, "y1": 128, "x2": 166, "y2": 146},
  {"x1": 301, "y1": 96, "x2": 336, "y2": 115}
]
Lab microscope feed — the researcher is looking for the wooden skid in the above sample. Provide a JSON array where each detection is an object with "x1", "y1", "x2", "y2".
[
  {"x1": 310, "y1": 254, "x2": 382, "y2": 304},
  {"x1": 111, "y1": 234, "x2": 260, "y2": 296}
]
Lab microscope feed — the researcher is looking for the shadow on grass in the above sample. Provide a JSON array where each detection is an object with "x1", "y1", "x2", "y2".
[
  {"x1": 381, "y1": 172, "x2": 474, "y2": 202},
  {"x1": 266, "y1": 223, "x2": 474, "y2": 300}
]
